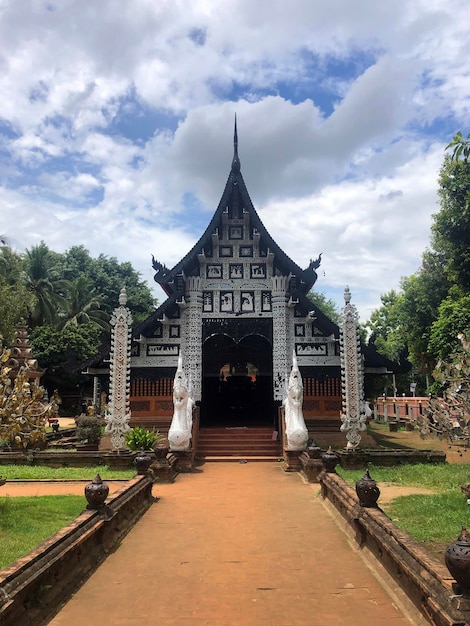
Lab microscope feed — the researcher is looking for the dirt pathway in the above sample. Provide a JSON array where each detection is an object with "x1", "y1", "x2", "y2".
[{"x1": 45, "y1": 462, "x2": 424, "y2": 626}]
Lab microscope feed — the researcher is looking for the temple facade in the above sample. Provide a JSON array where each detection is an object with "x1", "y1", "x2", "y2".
[{"x1": 129, "y1": 124, "x2": 388, "y2": 431}]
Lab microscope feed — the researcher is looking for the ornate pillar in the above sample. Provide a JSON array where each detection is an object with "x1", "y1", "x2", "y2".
[
  {"x1": 105, "y1": 288, "x2": 133, "y2": 450},
  {"x1": 272, "y1": 276, "x2": 289, "y2": 401},
  {"x1": 339, "y1": 286, "x2": 367, "y2": 449},
  {"x1": 182, "y1": 276, "x2": 203, "y2": 402}
]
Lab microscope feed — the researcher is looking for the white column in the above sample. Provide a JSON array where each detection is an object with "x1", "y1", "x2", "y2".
[
  {"x1": 272, "y1": 276, "x2": 289, "y2": 401},
  {"x1": 105, "y1": 288, "x2": 133, "y2": 450},
  {"x1": 339, "y1": 286, "x2": 367, "y2": 449},
  {"x1": 183, "y1": 277, "x2": 203, "y2": 402}
]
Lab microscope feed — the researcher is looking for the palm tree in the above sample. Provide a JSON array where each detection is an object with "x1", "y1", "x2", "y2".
[
  {"x1": 59, "y1": 275, "x2": 109, "y2": 331},
  {"x1": 24, "y1": 242, "x2": 69, "y2": 327}
]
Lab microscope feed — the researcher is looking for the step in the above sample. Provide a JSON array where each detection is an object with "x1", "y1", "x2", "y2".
[{"x1": 197, "y1": 427, "x2": 281, "y2": 458}]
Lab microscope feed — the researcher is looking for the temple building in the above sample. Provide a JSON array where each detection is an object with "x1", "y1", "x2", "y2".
[{"x1": 128, "y1": 123, "x2": 391, "y2": 439}]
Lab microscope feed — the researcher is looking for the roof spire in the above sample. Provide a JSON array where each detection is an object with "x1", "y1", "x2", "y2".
[{"x1": 231, "y1": 114, "x2": 240, "y2": 173}]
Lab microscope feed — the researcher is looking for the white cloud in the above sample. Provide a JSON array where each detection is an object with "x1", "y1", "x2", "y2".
[{"x1": 0, "y1": 0, "x2": 468, "y2": 321}]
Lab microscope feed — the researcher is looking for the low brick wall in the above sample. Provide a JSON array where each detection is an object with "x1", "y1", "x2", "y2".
[
  {"x1": 0, "y1": 450, "x2": 135, "y2": 469},
  {"x1": 337, "y1": 448, "x2": 446, "y2": 469},
  {"x1": 0, "y1": 475, "x2": 155, "y2": 626},
  {"x1": 320, "y1": 472, "x2": 468, "y2": 626}
]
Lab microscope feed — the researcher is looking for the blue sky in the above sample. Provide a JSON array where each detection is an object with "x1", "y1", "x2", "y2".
[{"x1": 1, "y1": 0, "x2": 469, "y2": 320}]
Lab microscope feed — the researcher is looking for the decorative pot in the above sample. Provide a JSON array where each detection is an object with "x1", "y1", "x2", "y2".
[
  {"x1": 134, "y1": 451, "x2": 154, "y2": 474},
  {"x1": 154, "y1": 444, "x2": 169, "y2": 461},
  {"x1": 445, "y1": 526, "x2": 470, "y2": 597},
  {"x1": 355, "y1": 469, "x2": 380, "y2": 507},
  {"x1": 85, "y1": 474, "x2": 109, "y2": 509},
  {"x1": 321, "y1": 446, "x2": 340, "y2": 473},
  {"x1": 307, "y1": 444, "x2": 322, "y2": 459}
]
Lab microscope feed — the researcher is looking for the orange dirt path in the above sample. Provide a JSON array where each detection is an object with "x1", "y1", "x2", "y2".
[{"x1": 46, "y1": 462, "x2": 425, "y2": 626}]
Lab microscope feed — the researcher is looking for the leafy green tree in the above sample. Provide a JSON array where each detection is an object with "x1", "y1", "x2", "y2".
[
  {"x1": 366, "y1": 290, "x2": 406, "y2": 363},
  {"x1": 428, "y1": 287, "x2": 470, "y2": 361},
  {"x1": 0, "y1": 245, "x2": 34, "y2": 344},
  {"x1": 398, "y1": 250, "x2": 450, "y2": 373},
  {"x1": 365, "y1": 131, "x2": 470, "y2": 388},
  {"x1": 433, "y1": 151, "x2": 470, "y2": 291},
  {"x1": 49, "y1": 246, "x2": 155, "y2": 324},
  {"x1": 23, "y1": 242, "x2": 69, "y2": 327},
  {"x1": 59, "y1": 276, "x2": 109, "y2": 331},
  {"x1": 307, "y1": 290, "x2": 340, "y2": 324},
  {"x1": 30, "y1": 322, "x2": 103, "y2": 391}
]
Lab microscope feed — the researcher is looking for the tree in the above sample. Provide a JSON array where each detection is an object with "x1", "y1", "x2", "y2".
[
  {"x1": 23, "y1": 242, "x2": 69, "y2": 327},
  {"x1": 432, "y1": 151, "x2": 470, "y2": 291},
  {"x1": 365, "y1": 131, "x2": 470, "y2": 387},
  {"x1": 30, "y1": 322, "x2": 103, "y2": 392},
  {"x1": 398, "y1": 250, "x2": 450, "y2": 373},
  {"x1": 49, "y1": 246, "x2": 156, "y2": 324},
  {"x1": 0, "y1": 245, "x2": 34, "y2": 344},
  {"x1": 59, "y1": 276, "x2": 109, "y2": 331},
  {"x1": 428, "y1": 287, "x2": 470, "y2": 361},
  {"x1": 307, "y1": 290, "x2": 341, "y2": 324},
  {"x1": 366, "y1": 290, "x2": 407, "y2": 363}
]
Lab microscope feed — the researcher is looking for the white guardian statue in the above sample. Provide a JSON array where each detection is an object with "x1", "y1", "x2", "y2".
[
  {"x1": 283, "y1": 351, "x2": 308, "y2": 451},
  {"x1": 168, "y1": 355, "x2": 194, "y2": 451}
]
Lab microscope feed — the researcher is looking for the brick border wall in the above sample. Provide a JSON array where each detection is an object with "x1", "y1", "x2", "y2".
[
  {"x1": 0, "y1": 475, "x2": 155, "y2": 626},
  {"x1": 319, "y1": 472, "x2": 466, "y2": 626}
]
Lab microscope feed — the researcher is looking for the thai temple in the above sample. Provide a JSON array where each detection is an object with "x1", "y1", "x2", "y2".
[{"x1": 120, "y1": 122, "x2": 391, "y2": 454}]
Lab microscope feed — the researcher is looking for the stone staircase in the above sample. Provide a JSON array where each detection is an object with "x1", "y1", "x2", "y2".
[{"x1": 196, "y1": 427, "x2": 282, "y2": 460}]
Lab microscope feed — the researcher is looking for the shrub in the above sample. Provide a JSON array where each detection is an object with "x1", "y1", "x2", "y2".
[
  {"x1": 125, "y1": 426, "x2": 163, "y2": 451},
  {"x1": 75, "y1": 415, "x2": 102, "y2": 445}
]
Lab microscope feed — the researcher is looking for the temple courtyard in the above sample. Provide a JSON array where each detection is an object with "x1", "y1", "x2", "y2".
[{"x1": 6, "y1": 457, "x2": 429, "y2": 625}]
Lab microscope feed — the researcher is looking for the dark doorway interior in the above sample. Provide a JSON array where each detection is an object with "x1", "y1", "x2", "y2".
[{"x1": 201, "y1": 333, "x2": 273, "y2": 427}]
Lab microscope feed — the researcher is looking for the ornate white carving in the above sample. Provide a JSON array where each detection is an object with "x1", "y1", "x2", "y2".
[
  {"x1": 168, "y1": 355, "x2": 195, "y2": 451},
  {"x1": 183, "y1": 277, "x2": 203, "y2": 401},
  {"x1": 339, "y1": 286, "x2": 367, "y2": 449},
  {"x1": 283, "y1": 351, "x2": 308, "y2": 450},
  {"x1": 105, "y1": 288, "x2": 133, "y2": 450},
  {"x1": 272, "y1": 276, "x2": 289, "y2": 400}
]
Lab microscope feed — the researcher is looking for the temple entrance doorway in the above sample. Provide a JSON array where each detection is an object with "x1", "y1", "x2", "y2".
[{"x1": 201, "y1": 333, "x2": 274, "y2": 427}]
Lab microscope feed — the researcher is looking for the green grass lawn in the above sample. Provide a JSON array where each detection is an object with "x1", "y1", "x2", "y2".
[
  {"x1": 0, "y1": 495, "x2": 85, "y2": 569},
  {"x1": 0, "y1": 465, "x2": 136, "y2": 569},
  {"x1": 338, "y1": 463, "x2": 470, "y2": 561},
  {"x1": 0, "y1": 465, "x2": 135, "y2": 480}
]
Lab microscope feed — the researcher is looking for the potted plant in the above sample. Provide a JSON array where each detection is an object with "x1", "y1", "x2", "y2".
[
  {"x1": 75, "y1": 414, "x2": 103, "y2": 450},
  {"x1": 125, "y1": 426, "x2": 168, "y2": 472}
]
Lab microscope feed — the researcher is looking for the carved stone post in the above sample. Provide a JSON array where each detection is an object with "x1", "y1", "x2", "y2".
[
  {"x1": 339, "y1": 286, "x2": 367, "y2": 449},
  {"x1": 105, "y1": 288, "x2": 133, "y2": 450},
  {"x1": 272, "y1": 275, "x2": 289, "y2": 401},
  {"x1": 182, "y1": 276, "x2": 203, "y2": 402}
]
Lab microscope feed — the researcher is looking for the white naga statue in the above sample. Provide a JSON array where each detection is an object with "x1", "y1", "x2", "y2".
[
  {"x1": 168, "y1": 356, "x2": 194, "y2": 451},
  {"x1": 283, "y1": 351, "x2": 308, "y2": 451}
]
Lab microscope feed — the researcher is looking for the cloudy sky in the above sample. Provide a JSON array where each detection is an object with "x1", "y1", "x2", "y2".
[{"x1": 1, "y1": 0, "x2": 469, "y2": 320}]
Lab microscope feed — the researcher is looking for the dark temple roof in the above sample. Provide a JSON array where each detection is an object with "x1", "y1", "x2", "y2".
[{"x1": 150, "y1": 121, "x2": 320, "y2": 300}]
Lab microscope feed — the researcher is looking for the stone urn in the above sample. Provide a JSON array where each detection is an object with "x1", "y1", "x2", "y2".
[
  {"x1": 355, "y1": 469, "x2": 380, "y2": 507},
  {"x1": 154, "y1": 443, "x2": 169, "y2": 461},
  {"x1": 445, "y1": 526, "x2": 470, "y2": 597},
  {"x1": 134, "y1": 451, "x2": 154, "y2": 475},
  {"x1": 307, "y1": 444, "x2": 322, "y2": 459},
  {"x1": 85, "y1": 474, "x2": 109, "y2": 509},
  {"x1": 321, "y1": 446, "x2": 340, "y2": 473}
]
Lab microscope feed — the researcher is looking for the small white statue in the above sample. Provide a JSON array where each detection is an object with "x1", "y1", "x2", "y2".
[
  {"x1": 168, "y1": 356, "x2": 194, "y2": 451},
  {"x1": 283, "y1": 351, "x2": 308, "y2": 451}
]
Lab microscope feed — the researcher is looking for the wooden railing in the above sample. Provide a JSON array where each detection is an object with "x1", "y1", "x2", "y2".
[{"x1": 373, "y1": 397, "x2": 429, "y2": 422}]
